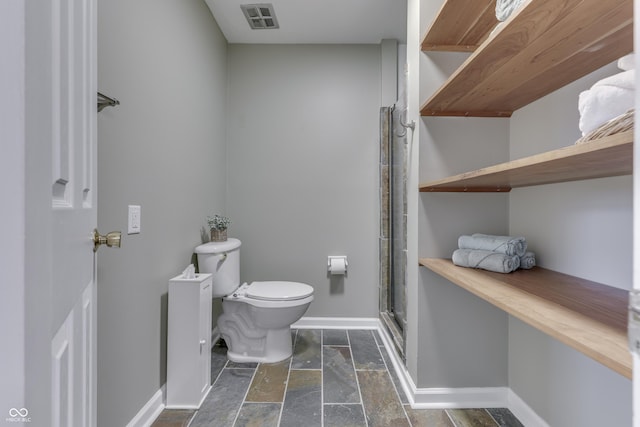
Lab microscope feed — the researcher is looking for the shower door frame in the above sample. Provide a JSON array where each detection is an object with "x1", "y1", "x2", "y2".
[{"x1": 379, "y1": 105, "x2": 407, "y2": 361}]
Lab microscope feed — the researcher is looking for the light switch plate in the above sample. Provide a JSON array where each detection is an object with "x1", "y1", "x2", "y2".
[{"x1": 128, "y1": 205, "x2": 141, "y2": 234}]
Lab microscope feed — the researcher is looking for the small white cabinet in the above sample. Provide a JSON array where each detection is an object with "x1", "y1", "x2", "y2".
[{"x1": 166, "y1": 273, "x2": 213, "y2": 408}]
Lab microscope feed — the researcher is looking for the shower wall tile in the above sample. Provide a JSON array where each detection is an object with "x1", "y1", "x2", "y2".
[
  {"x1": 379, "y1": 108, "x2": 390, "y2": 166},
  {"x1": 323, "y1": 346, "x2": 360, "y2": 404},
  {"x1": 324, "y1": 404, "x2": 367, "y2": 427},
  {"x1": 292, "y1": 329, "x2": 322, "y2": 369},
  {"x1": 379, "y1": 237, "x2": 390, "y2": 308},
  {"x1": 380, "y1": 165, "x2": 390, "y2": 238},
  {"x1": 348, "y1": 330, "x2": 385, "y2": 370},
  {"x1": 279, "y1": 370, "x2": 322, "y2": 427}
]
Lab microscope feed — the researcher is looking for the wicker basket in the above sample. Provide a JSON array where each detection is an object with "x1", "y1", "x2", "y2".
[
  {"x1": 210, "y1": 228, "x2": 227, "y2": 242},
  {"x1": 576, "y1": 109, "x2": 634, "y2": 144}
]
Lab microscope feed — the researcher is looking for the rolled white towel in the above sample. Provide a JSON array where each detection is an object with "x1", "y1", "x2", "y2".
[
  {"x1": 458, "y1": 233, "x2": 527, "y2": 257},
  {"x1": 452, "y1": 249, "x2": 520, "y2": 273},
  {"x1": 618, "y1": 53, "x2": 635, "y2": 71},
  {"x1": 519, "y1": 252, "x2": 536, "y2": 270},
  {"x1": 495, "y1": 0, "x2": 526, "y2": 21},
  {"x1": 578, "y1": 69, "x2": 635, "y2": 135}
]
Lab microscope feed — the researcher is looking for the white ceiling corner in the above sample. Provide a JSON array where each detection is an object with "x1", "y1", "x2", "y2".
[{"x1": 204, "y1": 0, "x2": 407, "y2": 44}]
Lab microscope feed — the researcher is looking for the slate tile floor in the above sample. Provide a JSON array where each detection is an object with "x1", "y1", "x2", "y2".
[{"x1": 152, "y1": 329, "x2": 523, "y2": 427}]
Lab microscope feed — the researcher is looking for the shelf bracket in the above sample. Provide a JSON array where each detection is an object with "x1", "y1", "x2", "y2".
[{"x1": 628, "y1": 290, "x2": 640, "y2": 355}]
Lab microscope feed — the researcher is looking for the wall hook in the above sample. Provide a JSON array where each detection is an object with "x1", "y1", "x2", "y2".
[{"x1": 97, "y1": 92, "x2": 120, "y2": 112}]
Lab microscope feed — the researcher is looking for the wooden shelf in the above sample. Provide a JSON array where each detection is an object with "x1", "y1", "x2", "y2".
[
  {"x1": 419, "y1": 131, "x2": 633, "y2": 192},
  {"x1": 419, "y1": 258, "x2": 631, "y2": 378},
  {"x1": 420, "y1": 0, "x2": 633, "y2": 117},
  {"x1": 421, "y1": 0, "x2": 497, "y2": 52}
]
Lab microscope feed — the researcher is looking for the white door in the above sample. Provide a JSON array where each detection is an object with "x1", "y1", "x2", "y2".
[
  {"x1": 47, "y1": 0, "x2": 101, "y2": 425},
  {"x1": 51, "y1": 0, "x2": 97, "y2": 427},
  {"x1": 3, "y1": 0, "x2": 102, "y2": 425}
]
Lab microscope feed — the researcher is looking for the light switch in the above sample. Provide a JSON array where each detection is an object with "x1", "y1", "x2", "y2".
[{"x1": 128, "y1": 205, "x2": 141, "y2": 234}]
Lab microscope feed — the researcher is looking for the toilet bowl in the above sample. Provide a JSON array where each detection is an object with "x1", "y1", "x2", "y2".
[{"x1": 195, "y1": 238, "x2": 313, "y2": 363}]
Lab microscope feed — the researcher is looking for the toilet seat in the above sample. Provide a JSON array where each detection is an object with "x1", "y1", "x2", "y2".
[
  {"x1": 225, "y1": 281, "x2": 314, "y2": 308},
  {"x1": 246, "y1": 281, "x2": 314, "y2": 301}
]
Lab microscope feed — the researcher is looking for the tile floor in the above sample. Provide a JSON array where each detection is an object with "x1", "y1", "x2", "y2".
[{"x1": 152, "y1": 329, "x2": 523, "y2": 427}]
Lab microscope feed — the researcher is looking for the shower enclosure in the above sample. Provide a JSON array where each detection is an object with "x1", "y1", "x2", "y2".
[{"x1": 379, "y1": 104, "x2": 408, "y2": 359}]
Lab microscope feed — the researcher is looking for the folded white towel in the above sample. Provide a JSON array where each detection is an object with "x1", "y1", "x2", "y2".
[
  {"x1": 578, "y1": 69, "x2": 635, "y2": 135},
  {"x1": 519, "y1": 252, "x2": 536, "y2": 270},
  {"x1": 453, "y1": 249, "x2": 520, "y2": 273},
  {"x1": 458, "y1": 234, "x2": 527, "y2": 257},
  {"x1": 495, "y1": 0, "x2": 526, "y2": 21}
]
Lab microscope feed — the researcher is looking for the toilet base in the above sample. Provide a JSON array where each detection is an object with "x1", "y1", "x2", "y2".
[
  {"x1": 225, "y1": 327, "x2": 293, "y2": 364},
  {"x1": 218, "y1": 299, "x2": 304, "y2": 364}
]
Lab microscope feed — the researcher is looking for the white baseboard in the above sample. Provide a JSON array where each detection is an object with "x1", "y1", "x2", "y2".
[
  {"x1": 126, "y1": 386, "x2": 165, "y2": 427},
  {"x1": 507, "y1": 388, "x2": 551, "y2": 427},
  {"x1": 376, "y1": 321, "x2": 508, "y2": 408},
  {"x1": 410, "y1": 386, "x2": 510, "y2": 408},
  {"x1": 292, "y1": 316, "x2": 380, "y2": 329}
]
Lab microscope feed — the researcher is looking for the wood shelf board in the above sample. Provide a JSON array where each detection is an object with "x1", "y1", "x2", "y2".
[
  {"x1": 420, "y1": 0, "x2": 633, "y2": 117},
  {"x1": 421, "y1": 0, "x2": 497, "y2": 52},
  {"x1": 420, "y1": 258, "x2": 631, "y2": 378},
  {"x1": 419, "y1": 131, "x2": 633, "y2": 192}
]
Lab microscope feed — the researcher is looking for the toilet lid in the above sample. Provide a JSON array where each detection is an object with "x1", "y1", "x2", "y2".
[{"x1": 246, "y1": 281, "x2": 314, "y2": 301}]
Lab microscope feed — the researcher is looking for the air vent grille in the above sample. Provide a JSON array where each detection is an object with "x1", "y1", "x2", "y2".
[{"x1": 241, "y1": 3, "x2": 279, "y2": 29}]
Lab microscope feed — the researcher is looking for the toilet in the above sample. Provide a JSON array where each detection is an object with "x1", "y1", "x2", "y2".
[{"x1": 195, "y1": 238, "x2": 313, "y2": 363}]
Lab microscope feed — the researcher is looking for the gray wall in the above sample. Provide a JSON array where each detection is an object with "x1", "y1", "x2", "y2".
[
  {"x1": 97, "y1": 1, "x2": 227, "y2": 425},
  {"x1": 225, "y1": 44, "x2": 382, "y2": 318},
  {"x1": 416, "y1": 24, "x2": 510, "y2": 388},
  {"x1": 508, "y1": 63, "x2": 632, "y2": 426}
]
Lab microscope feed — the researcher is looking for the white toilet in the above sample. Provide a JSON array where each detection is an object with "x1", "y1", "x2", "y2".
[{"x1": 195, "y1": 238, "x2": 313, "y2": 363}]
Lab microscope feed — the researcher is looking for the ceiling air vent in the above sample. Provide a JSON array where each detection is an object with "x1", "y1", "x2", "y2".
[{"x1": 241, "y1": 3, "x2": 279, "y2": 29}]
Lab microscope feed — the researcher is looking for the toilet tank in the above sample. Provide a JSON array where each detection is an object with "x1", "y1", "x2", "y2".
[{"x1": 194, "y1": 238, "x2": 242, "y2": 298}]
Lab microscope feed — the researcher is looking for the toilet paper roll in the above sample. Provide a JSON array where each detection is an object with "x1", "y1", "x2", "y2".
[{"x1": 329, "y1": 258, "x2": 347, "y2": 275}]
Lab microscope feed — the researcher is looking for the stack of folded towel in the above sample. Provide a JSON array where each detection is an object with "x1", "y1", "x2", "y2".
[
  {"x1": 452, "y1": 234, "x2": 536, "y2": 274},
  {"x1": 578, "y1": 53, "x2": 635, "y2": 136}
]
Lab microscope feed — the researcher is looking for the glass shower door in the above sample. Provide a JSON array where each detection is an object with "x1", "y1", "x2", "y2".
[
  {"x1": 390, "y1": 105, "x2": 407, "y2": 331},
  {"x1": 379, "y1": 104, "x2": 407, "y2": 358}
]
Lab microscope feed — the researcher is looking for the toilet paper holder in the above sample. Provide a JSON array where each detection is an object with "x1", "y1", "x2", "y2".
[{"x1": 327, "y1": 256, "x2": 348, "y2": 275}]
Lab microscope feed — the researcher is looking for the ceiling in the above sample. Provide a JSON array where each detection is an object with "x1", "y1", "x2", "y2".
[{"x1": 204, "y1": 0, "x2": 407, "y2": 44}]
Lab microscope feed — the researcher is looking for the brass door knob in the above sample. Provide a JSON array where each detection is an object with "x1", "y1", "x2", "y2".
[{"x1": 93, "y1": 229, "x2": 122, "y2": 252}]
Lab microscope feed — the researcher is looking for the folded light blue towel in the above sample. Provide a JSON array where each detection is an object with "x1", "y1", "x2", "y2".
[
  {"x1": 458, "y1": 233, "x2": 527, "y2": 257},
  {"x1": 519, "y1": 252, "x2": 536, "y2": 270},
  {"x1": 452, "y1": 249, "x2": 520, "y2": 274}
]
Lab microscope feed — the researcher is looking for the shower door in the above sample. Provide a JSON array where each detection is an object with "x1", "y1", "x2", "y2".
[{"x1": 379, "y1": 105, "x2": 407, "y2": 358}]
